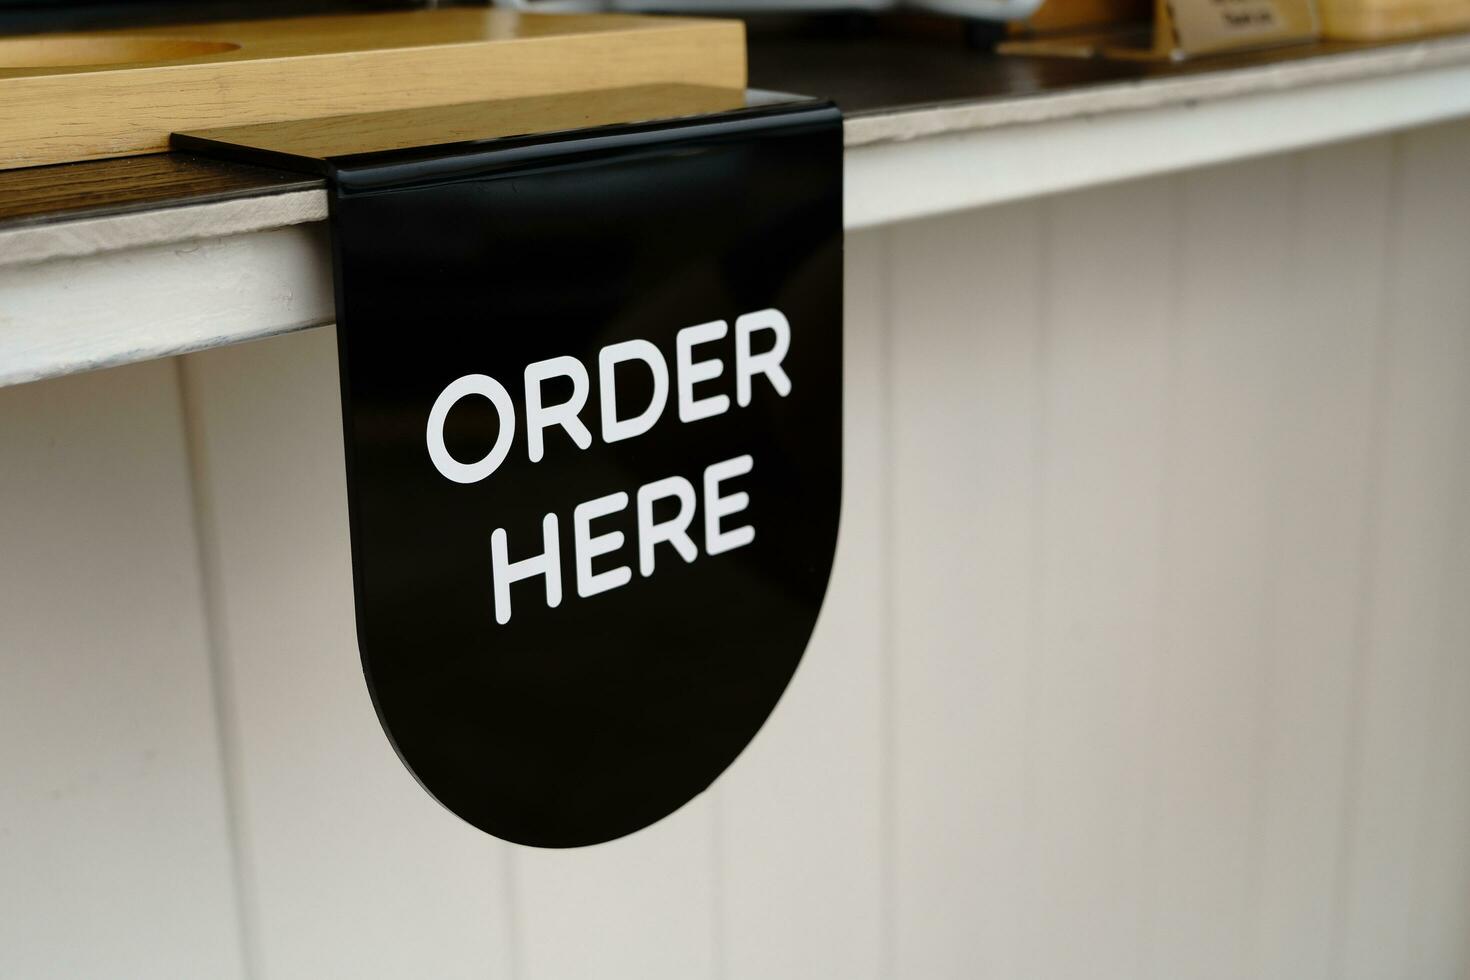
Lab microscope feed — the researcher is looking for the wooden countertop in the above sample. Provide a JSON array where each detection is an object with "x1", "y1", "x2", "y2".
[
  {"x1": 4, "y1": 26, "x2": 1470, "y2": 234},
  {"x1": 0, "y1": 153, "x2": 317, "y2": 231}
]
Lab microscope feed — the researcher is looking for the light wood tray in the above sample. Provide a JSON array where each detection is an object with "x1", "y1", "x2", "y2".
[
  {"x1": 0, "y1": 9, "x2": 746, "y2": 170},
  {"x1": 1319, "y1": 0, "x2": 1470, "y2": 38}
]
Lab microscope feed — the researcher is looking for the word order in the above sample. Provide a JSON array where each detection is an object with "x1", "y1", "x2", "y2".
[
  {"x1": 489, "y1": 454, "x2": 753, "y2": 624},
  {"x1": 425, "y1": 308, "x2": 792, "y2": 484}
]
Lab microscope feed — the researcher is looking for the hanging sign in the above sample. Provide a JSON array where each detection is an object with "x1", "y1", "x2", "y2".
[{"x1": 177, "y1": 87, "x2": 844, "y2": 847}]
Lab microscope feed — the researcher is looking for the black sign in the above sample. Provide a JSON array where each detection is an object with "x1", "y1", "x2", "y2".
[{"x1": 183, "y1": 94, "x2": 843, "y2": 847}]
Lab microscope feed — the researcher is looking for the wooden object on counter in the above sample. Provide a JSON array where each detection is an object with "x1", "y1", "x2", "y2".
[
  {"x1": 1003, "y1": 0, "x2": 1317, "y2": 58},
  {"x1": 1318, "y1": 0, "x2": 1470, "y2": 38},
  {"x1": 0, "y1": 9, "x2": 746, "y2": 170},
  {"x1": 1160, "y1": 0, "x2": 1318, "y2": 55}
]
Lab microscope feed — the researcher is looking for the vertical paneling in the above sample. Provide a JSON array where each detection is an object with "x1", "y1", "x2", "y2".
[
  {"x1": 716, "y1": 230, "x2": 885, "y2": 980},
  {"x1": 1143, "y1": 156, "x2": 1293, "y2": 980},
  {"x1": 1251, "y1": 137, "x2": 1392, "y2": 980},
  {"x1": 1405, "y1": 357, "x2": 1470, "y2": 980},
  {"x1": 181, "y1": 330, "x2": 516, "y2": 980},
  {"x1": 511, "y1": 801, "x2": 719, "y2": 980},
  {"x1": 1337, "y1": 121, "x2": 1470, "y2": 980},
  {"x1": 5, "y1": 121, "x2": 1470, "y2": 980},
  {"x1": 1024, "y1": 179, "x2": 1173, "y2": 980},
  {"x1": 0, "y1": 362, "x2": 244, "y2": 978},
  {"x1": 1398, "y1": 121, "x2": 1470, "y2": 980},
  {"x1": 887, "y1": 202, "x2": 1044, "y2": 977}
]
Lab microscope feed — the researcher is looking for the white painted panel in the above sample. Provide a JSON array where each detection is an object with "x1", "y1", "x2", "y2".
[
  {"x1": 1251, "y1": 138, "x2": 1391, "y2": 980},
  {"x1": 0, "y1": 222, "x2": 334, "y2": 389},
  {"x1": 512, "y1": 800, "x2": 718, "y2": 980},
  {"x1": 1405, "y1": 379, "x2": 1470, "y2": 980},
  {"x1": 180, "y1": 330, "x2": 515, "y2": 980},
  {"x1": 1024, "y1": 179, "x2": 1173, "y2": 980},
  {"x1": 1337, "y1": 121, "x2": 1470, "y2": 980},
  {"x1": 887, "y1": 202, "x2": 1043, "y2": 977},
  {"x1": 0, "y1": 362, "x2": 244, "y2": 978},
  {"x1": 1396, "y1": 121, "x2": 1470, "y2": 980},
  {"x1": 717, "y1": 230, "x2": 885, "y2": 980},
  {"x1": 1144, "y1": 156, "x2": 1294, "y2": 980}
]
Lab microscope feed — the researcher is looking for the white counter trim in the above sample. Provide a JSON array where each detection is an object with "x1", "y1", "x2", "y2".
[
  {"x1": 3, "y1": 36, "x2": 1470, "y2": 387},
  {"x1": 841, "y1": 32, "x2": 1470, "y2": 146},
  {"x1": 0, "y1": 190, "x2": 328, "y2": 269},
  {"x1": 845, "y1": 59, "x2": 1470, "y2": 227}
]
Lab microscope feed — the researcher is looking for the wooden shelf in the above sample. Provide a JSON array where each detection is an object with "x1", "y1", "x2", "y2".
[{"x1": 0, "y1": 9, "x2": 745, "y2": 169}]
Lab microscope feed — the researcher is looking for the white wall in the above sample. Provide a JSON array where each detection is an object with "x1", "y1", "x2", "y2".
[{"x1": 3, "y1": 119, "x2": 1469, "y2": 979}]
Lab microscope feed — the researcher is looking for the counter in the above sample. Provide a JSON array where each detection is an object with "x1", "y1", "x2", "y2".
[{"x1": 3, "y1": 29, "x2": 1470, "y2": 387}]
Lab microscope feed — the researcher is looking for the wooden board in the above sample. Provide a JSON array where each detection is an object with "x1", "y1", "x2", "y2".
[
  {"x1": 1320, "y1": 0, "x2": 1470, "y2": 38},
  {"x1": 0, "y1": 9, "x2": 745, "y2": 170}
]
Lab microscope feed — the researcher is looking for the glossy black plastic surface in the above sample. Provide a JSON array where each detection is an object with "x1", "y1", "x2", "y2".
[{"x1": 319, "y1": 101, "x2": 843, "y2": 847}]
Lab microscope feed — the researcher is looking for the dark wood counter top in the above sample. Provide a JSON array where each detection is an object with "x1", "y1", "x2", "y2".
[{"x1": 4, "y1": 23, "x2": 1469, "y2": 233}]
